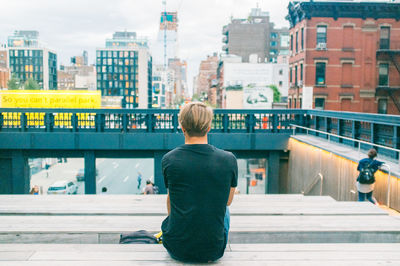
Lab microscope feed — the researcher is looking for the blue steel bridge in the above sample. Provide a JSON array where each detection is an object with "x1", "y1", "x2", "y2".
[{"x1": 0, "y1": 108, "x2": 399, "y2": 195}]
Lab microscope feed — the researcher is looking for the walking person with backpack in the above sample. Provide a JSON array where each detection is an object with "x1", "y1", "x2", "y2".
[{"x1": 356, "y1": 149, "x2": 384, "y2": 204}]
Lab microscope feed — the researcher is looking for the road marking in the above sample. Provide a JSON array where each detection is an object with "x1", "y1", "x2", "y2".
[
  {"x1": 113, "y1": 163, "x2": 119, "y2": 169},
  {"x1": 123, "y1": 176, "x2": 130, "y2": 182},
  {"x1": 98, "y1": 176, "x2": 107, "y2": 184},
  {"x1": 135, "y1": 163, "x2": 140, "y2": 169}
]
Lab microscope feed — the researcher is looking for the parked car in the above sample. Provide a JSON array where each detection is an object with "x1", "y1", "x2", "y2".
[
  {"x1": 76, "y1": 169, "x2": 85, "y2": 182},
  {"x1": 76, "y1": 168, "x2": 98, "y2": 182},
  {"x1": 47, "y1": 181, "x2": 78, "y2": 195}
]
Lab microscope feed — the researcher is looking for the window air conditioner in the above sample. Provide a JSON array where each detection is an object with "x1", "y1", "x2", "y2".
[{"x1": 316, "y1": 43, "x2": 327, "y2": 50}]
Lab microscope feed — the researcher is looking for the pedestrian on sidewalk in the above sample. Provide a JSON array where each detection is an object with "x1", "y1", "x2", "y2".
[
  {"x1": 356, "y1": 148, "x2": 384, "y2": 204},
  {"x1": 143, "y1": 180, "x2": 155, "y2": 195},
  {"x1": 137, "y1": 172, "x2": 142, "y2": 189}
]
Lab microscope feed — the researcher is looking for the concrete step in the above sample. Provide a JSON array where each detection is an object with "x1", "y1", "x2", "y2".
[
  {"x1": 2, "y1": 244, "x2": 400, "y2": 265},
  {"x1": 1, "y1": 215, "x2": 400, "y2": 244},
  {"x1": 0, "y1": 195, "x2": 386, "y2": 216}
]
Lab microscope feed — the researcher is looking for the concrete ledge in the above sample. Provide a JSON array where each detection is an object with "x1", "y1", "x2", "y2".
[{"x1": 2, "y1": 244, "x2": 400, "y2": 265}]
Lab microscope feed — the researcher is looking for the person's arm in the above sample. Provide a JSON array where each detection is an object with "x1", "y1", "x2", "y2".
[
  {"x1": 167, "y1": 191, "x2": 171, "y2": 215},
  {"x1": 227, "y1": 187, "x2": 235, "y2": 206}
]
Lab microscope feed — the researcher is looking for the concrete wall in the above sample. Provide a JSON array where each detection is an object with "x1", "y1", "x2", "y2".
[{"x1": 287, "y1": 138, "x2": 400, "y2": 210}]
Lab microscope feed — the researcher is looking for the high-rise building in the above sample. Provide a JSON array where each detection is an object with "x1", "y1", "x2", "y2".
[
  {"x1": 287, "y1": 1, "x2": 400, "y2": 114},
  {"x1": 222, "y1": 7, "x2": 289, "y2": 63},
  {"x1": 96, "y1": 31, "x2": 152, "y2": 109},
  {"x1": 195, "y1": 54, "x2": 219, "y2": 99},
  {"x1": 152, "y1": 12, "x2": 178, "y2": 66},
  {"x1": 7, "y1": 31, "x2": 57, "y2": 90}
]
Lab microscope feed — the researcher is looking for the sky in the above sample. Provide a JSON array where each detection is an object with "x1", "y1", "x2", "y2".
[{"x1": 0, "y1": 0, "x2": 291, "y2": 93}]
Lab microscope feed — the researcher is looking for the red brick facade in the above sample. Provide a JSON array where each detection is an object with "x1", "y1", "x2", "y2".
[{"x1": 287, "y1": 2, "x2": 400, "y2": 115}]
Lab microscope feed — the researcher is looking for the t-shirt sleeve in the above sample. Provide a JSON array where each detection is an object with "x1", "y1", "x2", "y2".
[
  {"x1": 230, "y1": 153, "x2": 238, "y2": 188},
  {"x1": 161, "y1": 155, "x2": 168, "y2": 189}
]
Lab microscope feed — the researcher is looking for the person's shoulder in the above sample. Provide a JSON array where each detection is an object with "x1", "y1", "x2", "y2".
[
  {"x1": 213, "y1": 146, "x2": 236, "y2": 161},
  {"x1": 359, "y1": 158, "x2": 370, "y2": 164},
  {"x1": 162, "y1": 145, "x2": 185, "y2": 161}
]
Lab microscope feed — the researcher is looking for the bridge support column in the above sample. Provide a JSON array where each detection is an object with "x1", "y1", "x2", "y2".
[
  {"x1": 84, "y1": 151, "x2": 96, "y2": 194},
  {"x1": 0, "y1": 151, "x2": 30, "y2": 194},
  {"x1": 154, "y1": 151, "x2": 167, "y2": 194},
  {"x1": 267, "y1": 151, "x2": 280, "y2": 194}
]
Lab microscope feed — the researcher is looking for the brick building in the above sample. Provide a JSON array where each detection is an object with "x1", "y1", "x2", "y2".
[
  {"x1": 287, "y1": 1, "x2": 400, "y2": 114},
  {"x1": 195, "y1": 53, "x2": 219, "y2": 97},
  {"x1": 0, "y1": 50, "x2": 9, "y2": 89}
]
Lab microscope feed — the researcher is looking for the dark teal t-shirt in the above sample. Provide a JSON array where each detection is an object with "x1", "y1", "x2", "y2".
[{"x1": 161, "y1": 144, "x2": 238, "y2": 262}]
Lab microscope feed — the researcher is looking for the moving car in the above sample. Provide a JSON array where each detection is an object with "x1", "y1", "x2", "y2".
[{"x1": 47, "y1": 181, "x2": 78, "y2": 195}]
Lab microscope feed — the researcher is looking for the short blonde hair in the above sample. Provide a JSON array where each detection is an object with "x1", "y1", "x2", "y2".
[{"x1": 179, "y1": 102, "x2": 213, "y2": 137}]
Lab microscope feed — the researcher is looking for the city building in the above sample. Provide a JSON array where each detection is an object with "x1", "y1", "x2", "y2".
[
  {"x1": 71, "y1": 51, "x2": 88, "y2": 66},
  {"x1": 96, "y1": 31, "x2": 152, "y2": 109},
  {"x1": 7, "y1": 30, "x2": 57, "y2": 90},
  {"x1": 0, "y1": 50, "x2": 9, "y2": 89},
  {"x1": 58, "y1": 65, "x2": 96, "y2": 90},
  {"x1": 217, "y1": 54, "x2": 289, "y2": 109},
  {"x1": 152, "y1": 65, "x2": 167, "y2": 108},
  {"x1": 222, "y1": 7, "x2": 290, "y2": 63},
  {"x1": 287, "y1": 1, "x2": 400, "y2": 114},
  {"x1": 195, "y1": 54, "x2": 219, "y2": 96}
]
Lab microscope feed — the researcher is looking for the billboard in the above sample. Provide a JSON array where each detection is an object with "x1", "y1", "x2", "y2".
[
  {"x1": 0, "y1": 90, "x2": 101, "y2": 127},
  {"x1": 243, "y1": 86, "x2": 273, "y2": 109},
  {"x1": 0, "y1": 90, "x2": 101, "y2": 108}
]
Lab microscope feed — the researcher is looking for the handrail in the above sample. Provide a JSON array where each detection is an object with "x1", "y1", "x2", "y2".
[
  {"x1": 291, "y1": 124, "x2": 400, "y2": 166},
  {"x1": 381, "y1": 164, "x2": 392, "y2": 208},
  {"x1": 302, "y1": 173, "x2": 323, "y2": 196}
]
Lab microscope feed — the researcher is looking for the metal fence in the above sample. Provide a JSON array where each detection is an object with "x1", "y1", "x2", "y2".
[
  {"x1": 1, "y1": 108, "x2": 399, "y2": 159},
  {"x1": 0, "y1": 108, "x2": 305, "y2": 134}
]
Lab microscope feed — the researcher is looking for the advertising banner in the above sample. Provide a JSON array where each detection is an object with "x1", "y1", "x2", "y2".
[{"x1": 243, "y1": 86, "x2": 273, "y2": 109}]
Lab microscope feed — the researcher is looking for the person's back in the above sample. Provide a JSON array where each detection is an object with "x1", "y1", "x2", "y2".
[
  {"x1": 161, "y1": 102, "x2": 237, "y2": 263},
  {"x1": 143, "y1": 180, "x2": 155, "y2": 195}
]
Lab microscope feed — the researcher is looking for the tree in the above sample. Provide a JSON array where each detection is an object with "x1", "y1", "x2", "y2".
[
  {"x1": 7, "y1": 75, "x2": 20, "y2": 90},
  {"x1": 23, "y1": 78, "x2": 40, "y2": 90},
  {"x1": 269, "y1": 85, "x2": 281, "y2": 103}
]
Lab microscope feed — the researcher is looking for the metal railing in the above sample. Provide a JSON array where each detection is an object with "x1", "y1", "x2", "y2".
[
  {"x1": 291, "y1": 124, "x2": 400, "y2": 166},
  {"x1": 302, "y1": 173, "x2": 323, "y2": 196},
  {"x1": 0, "y1": 108, "x2": 304, "y2": 134}
]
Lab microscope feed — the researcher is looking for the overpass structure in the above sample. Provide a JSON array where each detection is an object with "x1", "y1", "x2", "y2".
[{"x1": 0, "y1": 108, "x2": 399, "y2": 195}]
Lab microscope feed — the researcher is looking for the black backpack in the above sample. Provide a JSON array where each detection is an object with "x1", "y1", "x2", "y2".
[
  {"x1": 358, "y1": 161, "x2": 375, "y2": 184},
  {"x1": 119, "y1": 230, "x2": 158, "y2": 244}
]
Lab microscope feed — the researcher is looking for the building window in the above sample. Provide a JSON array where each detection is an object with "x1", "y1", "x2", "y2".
[
  {"x1": 378, "y1": 99, "x2": 388, "y2": 114},
  {"x1": 271, "y1": 32, "x2": 278, "y2": 39},
  {"x1": 341, "y1": 63, "x2": 353, "y2": 86},
  {"x1": 379, "y1": 63, "x2": 389, "y2": 86},
  {"x1": 294, "y1": 98, "x2": 297, "y2": 108},
  {"x1": 315, "y1": 98, "x2": 325, "y2": 110},
  {"x1": 290, "y1": 35, "x2": 293, "y2": 53},
  {"x1": 295, "y1": 65, "x2": 298, "y2": 86},
  {"x1": 343, "y1": 26, "x2": 353, "y2": 48},
  {"x1": 270, "y1": 41, "x2": 277, "y2": 47},
  {"x1": 289, "y1": 98, "x2": 292, "y2": 108},
  {"x1": 316, "y1": 26, "x2": 327, "y2": 45},
  {"x1": 279, "y1": 69, "x2": 283, "y2": 75},
  {"x1": 315, "y1": 62, "x2": 326, "y2": 85},
  {"x1": 279, "y1": 81, "x2": 283, "y2": 87},
  {"x1": 289, "y1": 67, "x2": 292, "y2": 83},
  {"x1": 380, "y1": 27, "x2": 390, "y2": 50},
  {"x1": 295, "y1": 31, "x2": 298, "y2": 53},
  {"x1": 301, "y1": 28, "x2": 304, "y2": 50},
  {"x1": 300, "y1": 63, "x2": 303, "y2": 82}
]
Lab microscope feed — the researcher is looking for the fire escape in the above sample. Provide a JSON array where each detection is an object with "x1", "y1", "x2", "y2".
[{"x1": 376, "y1": 30, "x2": 400, "y2": 113}]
